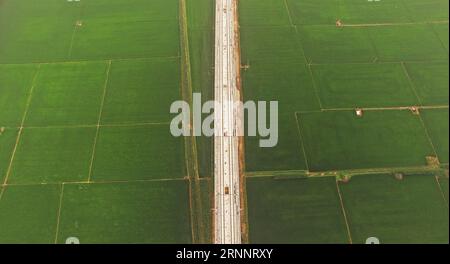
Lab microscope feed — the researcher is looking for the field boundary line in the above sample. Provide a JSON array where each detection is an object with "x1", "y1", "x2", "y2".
[
  {"x1": 309, "y1": 59, "x2": 449, "y2": 66},
  {"x1": 324, "y1": 105, "x2": 449, "y2": 111},
  {"x1": 68, "y1": 26, "x2": 77, "y2": 59},
  {"x1": 179, "y1": 0, "x2": 204, "y2": 243},
  {"x1": 292, "y1": 25, "x2": 312, "y2": 64},
  {"x1": 245, "y1": 169, "x2": 308, "y2": 178},
  {"x1": 417, "y1": 113, "x2": 439, "y2": 159},
  {"x1": 0, "y1": 56, "x2": 181, "y2": 67},
  {"x1": 68, "y1": 21, "x2": 79, "y2": 59},
  {"x1": 70, "y1": 177, "x2": 187, "y2": 185},
  {"x1": 2, "y1": 64, "x2": 41, "y2": 187},
  {"x1": 22, "y1": 122, "x2": 171, "y2": 130},
  {"x1": 294, "y1": 113, "x2": 310, "y2": 172},
  {"x1": 87, "y1": 60, "x2": 112, "y2": 183},
  {"x1": 335, "y1": 181, "x2": 353, "y2": 244},
  {"x1": 67, "y1": 0, "x2": 86, "y2": 59},
  {"x1": 341, "y1": 20, "x2": 449, "y2": 28},
  {"x1": 306, "y1": 64, "x2": 324, "y2": 109},
  {"x1": 401, "y1": 62, "x2": 424, "y2": 106},
  {"x1": 239, "y1": 20, "x2": 449, "y2": 29},
  {"x1": 434, "y1": 176, "x2": 449, "y2": 208},
  {"x1": 54, "y1": 183, "x2": 65, "y2": 244},
  {"x1": 295, "y1": 105, "x2": 449, "y2": 115},
  {"x1": 246, "y1": 163, "x2": 444, "y2": 179},
  {"x1": 1, "y1": 177, "x2": 188, "y2": 188},
  {"x1": 282, "y1": 0, "x2": 294, "y2": 27},
  {"x1": 179, "y1": 0, "x2": 197, "y2": 244},
  {"x1": 91, "y1": 122, "x2": 171, "y2": 127},
  {"x1": 0, "y1": 186, "x2": 5, "y2": 202},
  {"x1": 308, "y1": 165, "x2": 442, "y2": 177}
]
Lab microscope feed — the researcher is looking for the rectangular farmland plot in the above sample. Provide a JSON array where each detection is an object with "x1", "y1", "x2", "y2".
[
  {"x1": 92, "y1": 125, "x2": 185, "y2": 182},
  {"x1": 299, "y1": 26, "x2": 377, "y2": 63},
  {"x1": 286, "y1": 0, "x2": 342, "y2": 25},
  {"x1": 240, "y1": 26, "x2": 306, "y2": 64},
  {"x1": 245, "y1": 114, "x2": 308, "y2": 172},
  {"x1": 297, "y1": 110, "x2": 435, "y2": 172},
  {"x1": 239, "y1": 0, "x2": 291, "y2": 27},
  {"x1": 341, "y1": 0, "x2": 412, "y2": 24},
  {"x1": 0, "y1": 64, "x2": 38, "y2": 126},
  {"x1": 404, "y1": 62, "x2": 449, "y2": 106},
  {"x1": 101, "y1": 58, "x2": 181, "y2": 124},
  {"x1": 311, "y1": 63, "x2": 419, "y2": 108},
  {"x1": 8, "y1": 127, "x2": 96, "y2": 184},
  {"x1": 339, "y1": 173, "x2": 449, "y2": 244},
  {"x1": 421, "y1": 108, "x2": 449, "y2": 164},
  {"x1": 57, "y1": 181, "x2": 192, "y2": 244},
  {"x1": 0, "y1": 184, "x2": 61, "y2": 244},
  {"x1": 81, "y1": 0, "x2": 178, "y2": 22},
  {"x1": 0, "y1": 0, "x2": 80, "y2": 63},
  {"x1": 24, "y1": 62, "x2": 109, "y2": 126},
  {"x1": 247, "y1": 176, "x2": 349, "y2": 244},
  {"x1": 404, "y1": 0, "x2": 449, "y2": 22},
  {"x1": 187, "y1": 0, "x2": 215, "y2": 28},
  {"x1": 368, "y1": 24, "x2": 447, "y2": 61},
  {"x1": 243, "y1": 61, "x2": 321, "y2": 112},
  {"x1": 70, "y1": 18, "x2": 179, "y2": 60}
]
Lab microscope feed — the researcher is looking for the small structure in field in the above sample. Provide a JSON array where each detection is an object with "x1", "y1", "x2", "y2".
[
  {"x1": 394, "y1": 173, "x2": 404, "y2": 181},
  {"x1": 76, "y1": 20, "x2": 83, "y2": 27},
  {"x1": 426, "y1": 156, "x2": 440, "y2": 167},
  {"x1": 338, "y1": 175, "x2": 350, "y2": 183},
  {"x1": 336, "y1": 19, "x2": 343, "y2": 27},
  {"x1": 355, "y1": 108, "x2": 364, "y2": 117},
  {"x1": 410, "y1": 106, "x2": 420, "y2": 115},
  {"x1": 0, "y1": 127, "x2": 4, "y2": 135}
]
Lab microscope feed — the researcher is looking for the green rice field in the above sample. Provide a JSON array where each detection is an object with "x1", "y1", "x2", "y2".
[
  {"x1": 241, "y1": 0, "x2": 449, "y2": 243},
  {"x1": 0, "y1": 0, "x2": 213, "y2": 244},
  {"x1": 0, "y1": 0, "x2": 448, "y2": 244},
  {"x1": 246, "y1": 173, "x2": 448, "y2": 244}
]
